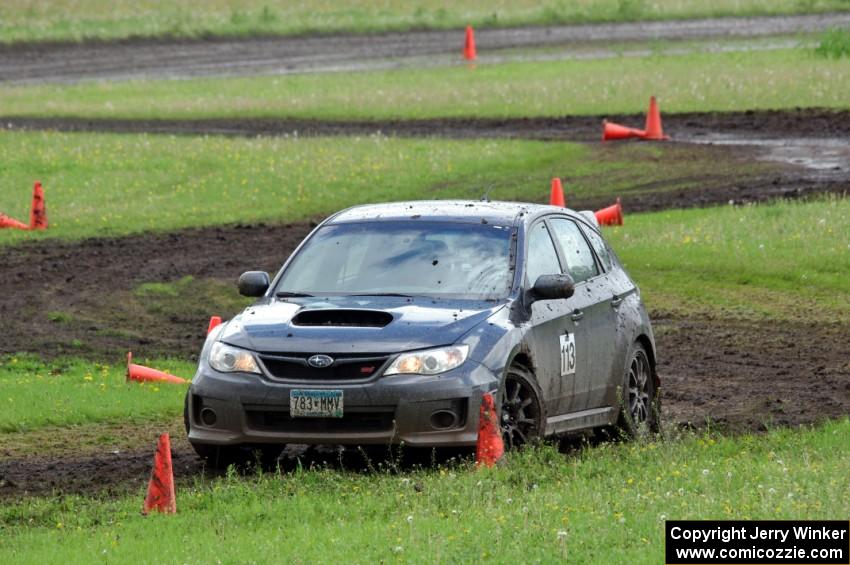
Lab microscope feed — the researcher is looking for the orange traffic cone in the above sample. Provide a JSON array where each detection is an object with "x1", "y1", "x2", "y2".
[
  {"x1": 463, "y1": 26, "x2": 477, "y2": 61},
  {"x1": 549, "y1": 178, "x2": 566, "y2": 207},
  {"x1": 126, "y1": 352, "x2": 188, "y2": 384},
  {"x1": 643, "y1": 96, "x2": 669, "y2": 141},
  {"x1": 29, "y1": 181, "x2": 48, "y2": 230},
  {"x1": 595, "y1": 197, "x2": 623, "y2": 226},
  {"x1": 0, "y1": 213, "x2": 30, "y2": 230},
  {"x1": 602, "y1": 120, "x2": 645, "y2": 141},
  {"x1": 142, "y1": 433, "x2": 177, "y2": 515},
  {"x1": 476, "y1": 392, "x2": 505, "y2": 468},
  {"x1": 207, "y1": 316, "x2": 222, "y2": 335}
]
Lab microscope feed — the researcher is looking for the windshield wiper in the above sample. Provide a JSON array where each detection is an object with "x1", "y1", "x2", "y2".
[
  {"x1": 276, "y1": 291, "x2": 314, "y2": 298},
  {"x1": 348, "y1": 293, "x2": 414, "y2": 298}
]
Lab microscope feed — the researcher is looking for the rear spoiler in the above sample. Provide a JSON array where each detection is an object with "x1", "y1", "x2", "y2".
[{"x1": 578, "y1": 210, "x2": 599, "y2": 228}]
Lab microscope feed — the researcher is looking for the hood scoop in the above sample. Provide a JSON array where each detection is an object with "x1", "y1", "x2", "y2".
[{"x1": 291, "y1": 309, "x2": 393, "y2": 328}]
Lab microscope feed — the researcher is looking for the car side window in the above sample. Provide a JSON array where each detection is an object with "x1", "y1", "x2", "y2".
[
  {"x1": 526, "y1": 222, "x2": 562, "y2": 285},
  {"x1": 548, "y1": 218, "x2": 599, "y2": 284},
  {"x1": 580, "y1": 224, "x2": 614, "y2": 272}
]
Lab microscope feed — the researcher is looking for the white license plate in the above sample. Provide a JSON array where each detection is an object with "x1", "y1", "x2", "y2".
[{"x1": 290, "y1": 389, "x2": 344, "y2": 418}]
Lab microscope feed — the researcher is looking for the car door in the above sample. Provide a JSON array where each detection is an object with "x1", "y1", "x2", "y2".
[
  {"x1": 523, "y1": 220, "x2": 589, "y2": 418},
  {"x1": 547, "y1": 217, "x2": 613, "y2": 412},
  {"x1": 579, "y1": 222, "x2": 638, "y2": 405}
]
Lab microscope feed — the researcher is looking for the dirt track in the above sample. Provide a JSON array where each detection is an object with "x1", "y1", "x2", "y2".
[
  {"x1": 1, "y1": 13, "x2": 849, "y2": 84},
  {"x1": 6, "y1": 108, "x2": 850, "y2": 141}
]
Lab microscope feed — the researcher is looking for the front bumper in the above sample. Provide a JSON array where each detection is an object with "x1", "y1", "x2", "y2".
[{"x1": 187, "y1": 360, "x2": 498, "y2": 448}]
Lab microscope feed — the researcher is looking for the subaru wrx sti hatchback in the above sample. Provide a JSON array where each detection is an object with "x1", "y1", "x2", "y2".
[{"x1": 185, "y1": 201, "x2": 659, "y2": 466}]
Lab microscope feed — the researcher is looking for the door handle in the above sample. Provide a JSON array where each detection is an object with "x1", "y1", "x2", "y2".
[
  {"x1": 570, "y1": 309, "x2": 584, "y2": 321},
  {"x1": 611, "y1": 296, "x2": 624, "y2": 308}
]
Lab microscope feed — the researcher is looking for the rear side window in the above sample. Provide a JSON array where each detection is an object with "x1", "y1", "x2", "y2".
[
  {"x1": 580, "y1": 224, "x2": 614, "y2": 272},
  {"x1": 548, "y1": 218, "x2": 599, "y2": 284},
  {"x1": 526, "y1": 222, "x2": 562, "y2": 284}
]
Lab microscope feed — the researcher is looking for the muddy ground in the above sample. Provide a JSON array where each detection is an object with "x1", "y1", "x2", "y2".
[
  {"x1": 2, "y1": 13, "x2": 848, "y2": 84},
  {"x1": 6, "y1": 108, "x2": 850, "y2": 142}
]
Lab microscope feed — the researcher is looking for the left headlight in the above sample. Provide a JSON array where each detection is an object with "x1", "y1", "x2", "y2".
[
  {"x1": 208, "y1": 342, "x2": 261, "y2": 374},
  {"x1": 384, "y1": 345, "x2": 469, "y2": 376}
]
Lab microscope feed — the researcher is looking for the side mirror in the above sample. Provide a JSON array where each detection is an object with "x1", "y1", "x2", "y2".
[
  {"x1": 238, "y1": 271, "x2": 270, "y2": 297},
  {"x1": 531, "y1": 274, "x2": 575, "y2": 301}
]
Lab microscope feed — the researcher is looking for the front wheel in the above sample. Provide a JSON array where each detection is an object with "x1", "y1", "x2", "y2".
[
  {"x1": 617, "y1": 342, "x2": 659, "y2": 437},
  {"x1": 500, "y1": 365, "x2": 546, "y2": 449}
]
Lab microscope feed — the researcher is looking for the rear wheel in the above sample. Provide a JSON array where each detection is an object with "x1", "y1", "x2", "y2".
[
  {"x1": 500, "y1": 365, "x2": 546, "y2": 449},
  {"x1": 183, "y1": 392, "x2": 282, "y2": 470},
  {"x1": 617, "y1": 342, "x2": 659, "y2": 437}
]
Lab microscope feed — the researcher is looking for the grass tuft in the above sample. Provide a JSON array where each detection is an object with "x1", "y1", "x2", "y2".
[{"x1": 814, "y1": 27, "x2": 850, "y2": 58}]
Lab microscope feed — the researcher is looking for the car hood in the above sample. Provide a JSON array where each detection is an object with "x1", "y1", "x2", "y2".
[{"x1": 219, "y1": 296, "x2": 506, "y2": 354}]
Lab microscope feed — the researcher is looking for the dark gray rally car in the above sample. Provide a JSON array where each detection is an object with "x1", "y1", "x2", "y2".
[{"x1": 186, "y1": 200, "x2": 659, "y2": 466}]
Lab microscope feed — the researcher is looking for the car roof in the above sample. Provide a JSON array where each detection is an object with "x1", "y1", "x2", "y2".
[{"x1": 326, "y1": 200, "x2": 584, "y2": 227}]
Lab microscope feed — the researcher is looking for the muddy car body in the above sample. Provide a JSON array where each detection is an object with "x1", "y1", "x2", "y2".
[{"x1": 186, "y1": 201, "x2": 658, "y2": 465}]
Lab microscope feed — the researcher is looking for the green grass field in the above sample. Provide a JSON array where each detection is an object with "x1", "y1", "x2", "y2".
[
  {"x1": 0, "y1": 131, "x2": 770, "y2": 244},
  {"x1": 1, "y1": 419, "x2": 847, "y2": 563},
  {"x1": 3, "y1": 48, "x2": 847, "y2": 120},
  {"x1": 0, "y1": 356, "x2": 192, "y2": 433},
  {"x1": 610, "y1": 197, "x2": 850, "y2": 322},
  {"x1": 0, "y1": 0, "x2": 846, "y2": 44}
]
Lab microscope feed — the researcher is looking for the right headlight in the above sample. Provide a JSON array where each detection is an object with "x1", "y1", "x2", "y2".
[
  {"x1": 384, "y1": 345, "x2": 469, "y2": 376},
  {"x1": 208, "y1": 342, "x2": 260, "y2": 374}
]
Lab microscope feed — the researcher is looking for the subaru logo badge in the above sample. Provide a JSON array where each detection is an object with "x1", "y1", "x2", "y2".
[{"x1": 307, "y1": 354, "x2": 334, "y2": 368}]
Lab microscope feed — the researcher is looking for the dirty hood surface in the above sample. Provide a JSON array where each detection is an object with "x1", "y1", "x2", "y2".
[{"x1": 219, "y1": 296, "x2": 506, "y2": 354}]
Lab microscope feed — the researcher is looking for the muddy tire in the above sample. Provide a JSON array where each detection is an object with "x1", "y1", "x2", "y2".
[
  {"x1": 500, "y1": 364, "x2": 547, "y2": 449},
  {"x1": 183, "y1": 392, "x2": 282, "y2": 470},
  {"x1": 617, "y1": 342, "x2": 659, "y2": 438}
]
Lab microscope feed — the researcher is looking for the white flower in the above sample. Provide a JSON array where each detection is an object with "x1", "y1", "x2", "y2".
[
  {"x1": 392, "y1": 546, "x2": 403, "y2": 554},
  {"x1": 659, "y1": 514, "x2": 667, "y2": 521},
  {"x1": 557, "y1": 530, "x2": 568, "y2": 540},
  {"x1": 702, "y1": 469, "x2": 710, "y2": 476},
  {"x1": 406, "y1": 515, "x2": 414, "y2": 524},
  {"x1": 768, "y1": 488, "x2": 776, "y2": 494}
]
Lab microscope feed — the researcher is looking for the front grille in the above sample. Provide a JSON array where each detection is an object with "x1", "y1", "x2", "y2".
[
  {"x1": 245, "y1": 408, "x2": 395, "y2": 433},
  {"x1": 258, "y1": 353, "x2": 390, "y2": 381}
]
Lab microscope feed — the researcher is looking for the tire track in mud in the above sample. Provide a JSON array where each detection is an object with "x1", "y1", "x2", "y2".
[
  {"x1": 5, "y1": 108, "x2": 850, "y2": 141},
  {"x1": 2, "y1": 13, "x2": 849, "y2": 84}
]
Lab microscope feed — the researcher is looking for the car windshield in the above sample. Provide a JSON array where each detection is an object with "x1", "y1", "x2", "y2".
[{"x1": 275, "y1": 221, "x2": 514, "y2": 300}]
